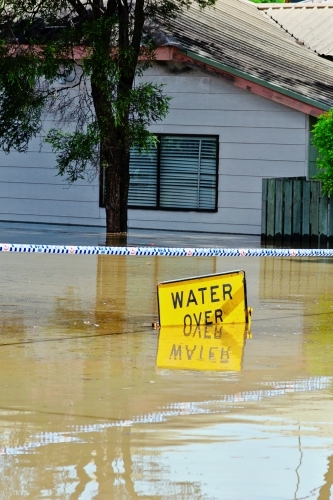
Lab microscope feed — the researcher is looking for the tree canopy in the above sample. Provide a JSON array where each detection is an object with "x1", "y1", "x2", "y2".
[
  {"x1": 312, "y1": 109, "x2": 333, "y2": 195},
  {"x1": 0, "y1": 0, "x2": 215, "y2": 233}
]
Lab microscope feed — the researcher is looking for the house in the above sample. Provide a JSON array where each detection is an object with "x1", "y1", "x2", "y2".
[
  {"x1": 0, "y1": 0, "x2": 332, "y2": 235},
  {"x1": 257, "y1": 2, "x2": 333, "y2": 60}
]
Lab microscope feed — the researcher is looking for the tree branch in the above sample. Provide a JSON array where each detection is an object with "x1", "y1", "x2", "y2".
[
  {"x1": 67, "y1": 0, "x2": 89, "y2": 19},
  {"x1": 131, "y1": 0, "x2": 145, "y2": 55},
  {"x1": 106, "y1": 0, "x2": 117, "y2": 17}
]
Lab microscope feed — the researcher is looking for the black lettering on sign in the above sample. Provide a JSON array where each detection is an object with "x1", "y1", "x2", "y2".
[
  {"x1": 169, "y1": 344, "x2": 182, "y2": 360},
  {"x1": 204, "y1": 327, "x2": 211, "y2": 339},
  {"x1": 215, "y1": 309, "x2": 223, "y2": 323},
  {"x1": 223, "y1": 284, "x2": 232, "y2": 300},
  {"x1": 184, "y1": 314, "x2": 192, "y2": 326},
  {"x1": 198, "y1": 345, "x2": 204, "y2": 360},
  {"x1": 192, "y1": 326, "x2": 201, "y2": 338},
  {"x1": 171, "y1": 291, "x2": 183, "y2": 309},
  {"x1": 209, "y1": 346, "x2": 218, "y2": 361},
  {"x1": 186, "y1": 345, "x2": 196, "y2": 360},
  {"x1": 183, "y1": 325, "x2": 192, "y2": 337},
  {"x1": 220, "y1": 347, "x2": 230, "y2": 363},
  {"x1": 210, "y1": 285, "x2": 219, "y2": 303},
  {"x1": 214, "y1": 326, "x2": 223, "y2": 339},
  {"x1": 205, "y1": 310, "x2": 213, "y2": 326},
  {"x1": 198, "y1": 287, "x2": 207, "y2": 304},
  {"x1": 187, "y1": 290, "x2": 198, "y2": 307},
  {"x1": 193, "y1": 312, "x2": 202, "y2": 325}
]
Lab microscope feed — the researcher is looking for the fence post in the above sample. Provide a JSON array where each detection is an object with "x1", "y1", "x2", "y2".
[
  {"x1": 328, "y1": 195, "x2": 333, "y2": 248},
  {"x1": 310, "y1": 181, "x2": 320, "y2": 248},
  {"x1": 275, "y1": 179, "x2": 283, "y2": 244},
  {"x1": 292, "y1": 179, "x2": 302, "y2": 246},
  {"x1": 266, "y1": 179, "x2": 276, "y2": 243},
  {"x1": 302, "y1": 179, "x2": 310, "y2": 247},
  {"x1": 261, "y1": 179, "x2": 268, "y2": 244},
  {"x1": 319, "y1": 187, "x2": 329, "y2": 248},
  {"x1": 284, "y1": 179, "x2": 292, "y2": 247}
]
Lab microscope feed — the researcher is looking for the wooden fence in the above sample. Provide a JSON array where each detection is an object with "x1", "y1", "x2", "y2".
[{"x1": 261, "y1": 177, "x2": 333, "y2": 248}]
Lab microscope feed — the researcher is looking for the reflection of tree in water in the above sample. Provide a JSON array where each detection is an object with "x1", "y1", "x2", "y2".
[
  {"x1": 47, "y1": 286, "x2": 97, "y2": 333},
  {"x1": 318, "y1": 455, "x2": 333, "y2": 500},
  {"x1": 70, "y1": 427, "x2": 209, "y2": 499},
  {"x1": 0, "y1": 312, "x2": 26, "y2": 338}
]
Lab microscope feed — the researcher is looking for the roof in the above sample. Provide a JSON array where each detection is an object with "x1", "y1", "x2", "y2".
[
  {"x1": 158, "y1": 0, "x2": 333, "y2": 111},
  {"x1": 258, "y1": 3, "x2": 333, "y2": 56}
]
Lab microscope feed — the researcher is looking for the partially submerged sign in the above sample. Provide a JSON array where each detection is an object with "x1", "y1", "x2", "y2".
[
  {"x1": 157, "y1": 270, "x2": 249, "y2": 327},
  {"x1": 156, "y1": 324, "x2": 249, "y2": 372}
]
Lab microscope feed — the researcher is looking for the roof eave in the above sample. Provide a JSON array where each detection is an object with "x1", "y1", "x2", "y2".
[{"x1": 177, "y1": 49, "x2": 330, "y2": 117}]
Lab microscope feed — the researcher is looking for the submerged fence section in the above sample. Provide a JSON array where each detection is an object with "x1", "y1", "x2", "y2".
[{"x1": 261, "y1": 177, "x2": 333, "y2": 248}]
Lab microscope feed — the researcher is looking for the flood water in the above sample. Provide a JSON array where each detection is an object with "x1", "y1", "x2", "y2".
[{"x1": 1, "y1": 253, "x2": 333, "y2": 499}]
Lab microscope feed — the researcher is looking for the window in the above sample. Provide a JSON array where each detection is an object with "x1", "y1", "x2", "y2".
[{"x1": 128, "y1": 135, "x2": 218, "y2": 211}]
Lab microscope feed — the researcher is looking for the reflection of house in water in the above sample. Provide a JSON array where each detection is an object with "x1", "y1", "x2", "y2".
[
  {"x1": 259, "y1": 257, "x2": 333, "y2": 378},
  {"x1": 95, "y1": 255, "x2": 217, "y2": 331}
]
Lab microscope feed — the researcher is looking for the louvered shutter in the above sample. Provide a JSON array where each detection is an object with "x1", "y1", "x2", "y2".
[
  {"x1": 159, "y1": 136, "x2": 217, "y2": 210},
  {"x1": 128, "y1": 145, "x2": 158, "y2": 207}
]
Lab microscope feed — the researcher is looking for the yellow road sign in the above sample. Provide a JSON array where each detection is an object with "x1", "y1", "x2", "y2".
[
  {"x1": 157, "y1": 270, "x2": 248, "y2": 327},
  {"x1": 156, "y1": 324, "x2": 249, "y2": 372}
]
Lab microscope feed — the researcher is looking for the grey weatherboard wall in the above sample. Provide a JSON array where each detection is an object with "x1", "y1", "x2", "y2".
[{"x1": 0, "y1": 63, "x2": 308, "y2": 234}]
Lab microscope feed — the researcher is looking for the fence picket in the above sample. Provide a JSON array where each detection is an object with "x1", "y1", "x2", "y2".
[
  {"x1": 284, "y1": 180, "x2": 293, "y2": 247},
  {"x1": 310, "y1": 181, "x2": 320, "y2": 248},
  {"x1": 261, "y1": 179, "x2": 268, "y2": 243},
  {"x1": 275, "y1": 179, "x2": 283, "y2": 242},
  {"x1": 302, "y1": 179, "x2": 310, "y2": 247},
  {"x1": 292, "y1": 179, "x2": 302, "y2": 246},
  {"x1": 266, "y1": 179, "x2": 276, "y2": 241}
]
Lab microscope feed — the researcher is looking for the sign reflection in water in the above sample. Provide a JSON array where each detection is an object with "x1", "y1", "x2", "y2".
[{"x1": 156, "y1": 323, "x2": 250, "y2": 372}]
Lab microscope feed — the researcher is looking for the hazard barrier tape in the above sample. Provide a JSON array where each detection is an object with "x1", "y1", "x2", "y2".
[{"x1": 0, "y1": 243, "x2": 333, "y2": 257}]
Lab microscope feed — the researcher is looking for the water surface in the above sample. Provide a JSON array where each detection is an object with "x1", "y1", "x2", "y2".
[{"x1": 0, "y1": 254, "x2": 333, "y2": 499}]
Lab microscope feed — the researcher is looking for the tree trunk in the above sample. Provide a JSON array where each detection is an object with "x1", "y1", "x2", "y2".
[{"x1": 103, "y1": 139, "x2": 130, "y2": 234}]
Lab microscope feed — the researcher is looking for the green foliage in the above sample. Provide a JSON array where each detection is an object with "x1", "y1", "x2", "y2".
[
  {"x1": 312, "y1": 109, "x2": 333, "y2": 195},
  {"x1": 0, "y1": 0, "x2": 216, "y2": 230},
  {"x1": 45, "y1": 124, "x2": 100, "y2": 183}
]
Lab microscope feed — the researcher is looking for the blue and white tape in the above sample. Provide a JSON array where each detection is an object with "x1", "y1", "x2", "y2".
[{"x1": 0, "y1": 243, "x2": 332, "y2": 257}]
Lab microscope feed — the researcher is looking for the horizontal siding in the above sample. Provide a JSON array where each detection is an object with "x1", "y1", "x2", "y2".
[
  {"x1": 150, "y1": 126, "x2": 306, "y2": 145},
  {"x1": 168, "y1": 92, "x2": 298, "y2": 113},
  {"x1": 139, "y1": 75, "x2": 211, "y2": 93},
  {"x1": 0, "y1": 63, "x2": 307, "y2": 233},
  {"x1": 221, "y1": 159, "x2": 306, "y2": 177},
  {"x1": 0, "y1": 166, "x2": 97, "y2": 185},
  {"x1": 219, "y1": 175, "x2": 262, "y2": 193},
  {"x1": 220, "y1": 143, "x2": 306, "y2": 161},
  {"x1": 219, "y1": 128, "x2": 306, "y2": 145},
  {"x1": 0, "y1": 182, "x2": 99, "y2": 203},
  {"x1": 0, "y1": 199, "x2": 101, "y2": 219},
  {"x1": 128, "y1": 207, "x2": 261, "y2": 226},
  {"x1": 0, "y1": 213, "x2": 105, "y2": 227},
  {"x1": 157, "y1": 109, "x2": 305, "y2": 128},
  {"x1": 217, "y1": 191, "x2": 261, "y2": 209},
  {"x1": 128, "y1": 218, "x2": 260, "y2": 235},
  {"x1": 0, "y1": 152, "x2": 57, "y2": 169}
]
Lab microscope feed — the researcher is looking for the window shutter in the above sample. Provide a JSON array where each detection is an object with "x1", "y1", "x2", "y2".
[
  {"x1": 159, "y1": 136, "x2": 216, "y2": 210},
  {"x1": 128, "y1": 146, "x2": 158, "y2": 207}
]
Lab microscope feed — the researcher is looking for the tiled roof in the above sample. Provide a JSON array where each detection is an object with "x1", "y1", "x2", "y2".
[
  {"x1": 258, "y1": 3, "x2": 333, "y2": 57},
  {"x1": 158, "y1": 0, "x2": 333, "y2": 109}
]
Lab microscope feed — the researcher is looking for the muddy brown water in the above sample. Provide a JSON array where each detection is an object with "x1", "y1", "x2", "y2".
[{"x1": 1, "y1": 254, "x2": 333, "y2": 499}]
